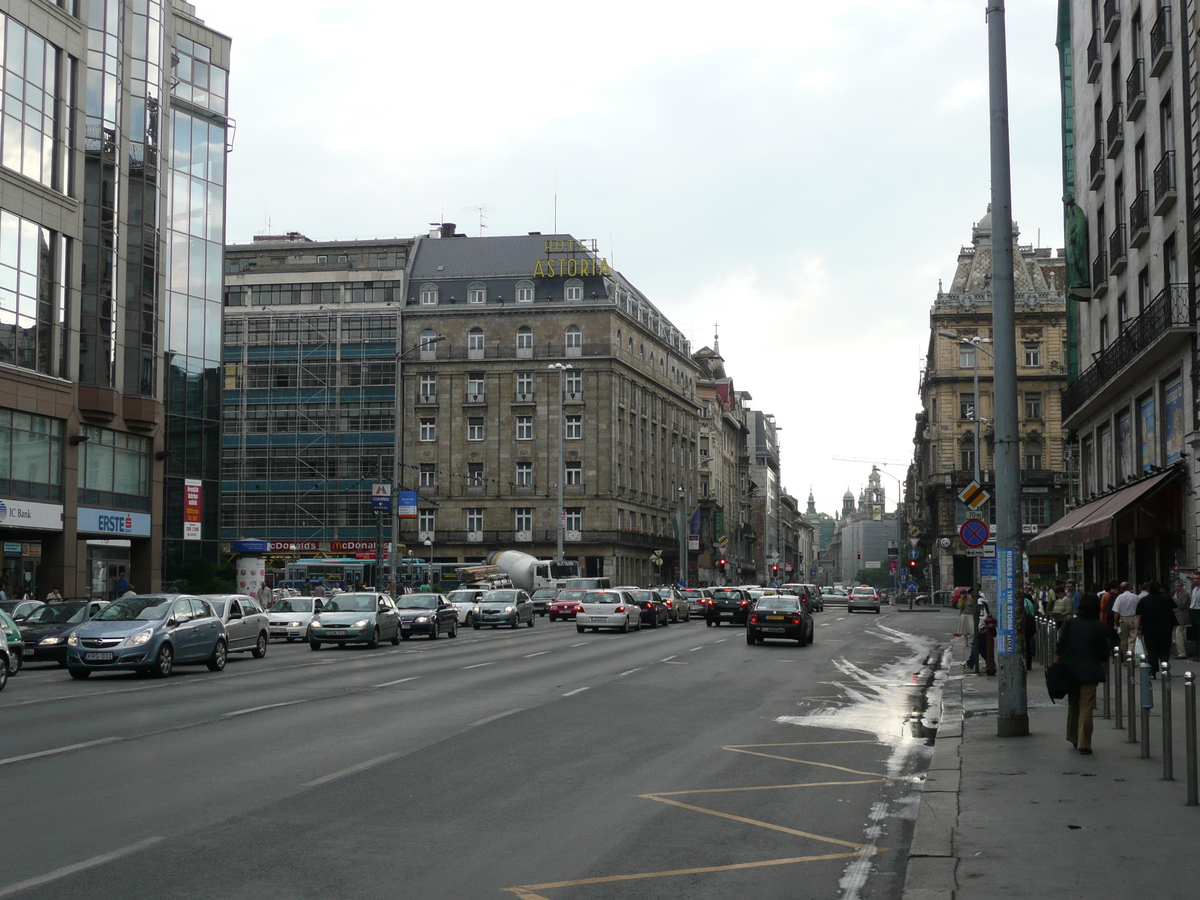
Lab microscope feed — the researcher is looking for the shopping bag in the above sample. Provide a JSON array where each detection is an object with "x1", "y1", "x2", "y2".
[
  {"x1": 1045, "y1": 662, "x2": 1073, "y2": 702},
  {"x1": 1135, "y1": 635, "x2": 1147, "y2": 661}
]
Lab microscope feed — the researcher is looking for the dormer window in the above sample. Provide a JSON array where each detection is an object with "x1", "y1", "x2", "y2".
[
  {"x1": 565, "y1": 279, "x2": 583, "y2": 301},
  {"x1": 467, "y1": 282, "x2": 486, "y2": 304},
  {"x1": 516, "y1": 281, "x2": 534, "y2": 303},
  {"x1": 420, "y1": 284, "x2": 438, "y2": 306}
]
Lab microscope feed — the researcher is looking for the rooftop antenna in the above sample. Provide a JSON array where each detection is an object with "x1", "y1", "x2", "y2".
[
  {"x1": 464, "y1": 204, "x2": 495, "y2": 237},
  {"x1": 713, "y1": 322, "x2": 720, "y2": 355}
]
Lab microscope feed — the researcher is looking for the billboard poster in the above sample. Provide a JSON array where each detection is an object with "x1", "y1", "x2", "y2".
[
  {"x1": 1117, "y1": 411, "x2": 1133, "y2": 481},
  {"x1": 398, "y1": 490, "x2": 418, "y2": 519},
  {"x1": 1164, "y1": 377, "x2": 1184, "y2": 465},
  {"x1": 996, "y1": 548, "x2": 1016, "y2": 655},
  {"x1": 183, "y1": 479, "x2": 202, "y2": 540},
  {"x1": 1140, "y1": 396, "x2": 1156, "y2": 472}
]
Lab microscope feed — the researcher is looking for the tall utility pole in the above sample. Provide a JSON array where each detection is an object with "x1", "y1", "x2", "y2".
[
  {"x1": 678, "y1": 486, "x2": 688, "y2": 587},
  {"x1": 988, "y1": 0, "x2": 1029, "y2": 737}
]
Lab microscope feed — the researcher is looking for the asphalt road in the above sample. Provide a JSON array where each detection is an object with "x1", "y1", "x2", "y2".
[{"x1": 0, "y1": 606, "x2": 950, "y2": 900}]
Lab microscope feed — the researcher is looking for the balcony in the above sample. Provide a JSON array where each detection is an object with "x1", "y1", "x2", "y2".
[
  {"x1": 1108, "y1": 224, "x2": 1127, "y2": 275},
  {"x1": 1103, "y1": 0, "x2": 1121, "y2": 41},
  {"x1": 464, "y1": 392, "x2": 486, "y2": 404},
  {"x1": 1129, "y1": 190, "x2": 1150, "y2": 246},
  {"x1": 1062, "y1": 283, "x2": 1193, "y2": 423},
  {"x1": 414, "y1": 392, "x2": 437, "y2": 406},
  {"x1": 1150, "y1": 6, "x2": 1172, "y2": 76},
  {"x1": 1154, "y1": 149, "x2": 1176, "y2": 214},
  {"x1": 563, "y1": 391, "x2": 583, "y2": 403},
  {"x1": 1106, "y1": 103, "x2": 1124, "y2": 157},
  {"x1": 513, "y1": 392, "x2": 535, "y2": 403},
  {"x1": 1126, "y1": 59, "x2": 1145, "y2": 118},
  {"x1": 1091, "y1": 250, "x2": 1108, "y2": 297},
  {"x1": 1087, "y1": 29, "x2": 1102, "y2": 83},
  {"x1": 1089, "y1": 139, "x2": 1105, "y2": 190}
]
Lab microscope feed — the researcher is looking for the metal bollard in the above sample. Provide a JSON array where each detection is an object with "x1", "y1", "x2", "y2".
[
  {"x1": 1186, "y1": 672, "x2": 1198, "y2": 806},
  {"x1": 1114, "y1": 647, "x2": 1124, "y2": 729},
  {"x1": 1161, "y1": 663, "x2": 1173, "y2": 780},
  {"x1": 1103, "y1": 654, "x2": 1111, "y2": 720},
  {"x1": 1128, "y1": 652, "x2": 1138, "y2": 743},
  {"x1": 1140, "y1": 654, "x2": 1152, "y2": 759}
]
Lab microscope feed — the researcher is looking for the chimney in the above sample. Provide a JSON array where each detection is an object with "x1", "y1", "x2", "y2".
[{"x1": 440, "y1": 222, "x2": 457, "y2": 239}]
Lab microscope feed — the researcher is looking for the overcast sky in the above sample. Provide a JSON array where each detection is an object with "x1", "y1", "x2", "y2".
[{"x1": 198, "y1": 0, "x2": 1066, "y2": 515}]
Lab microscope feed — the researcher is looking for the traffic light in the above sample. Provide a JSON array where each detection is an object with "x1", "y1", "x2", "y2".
[
  {"x1": 771, "y1": 564, "x2": 779, "y2": 575},
  {"x1": 718, "y1": 558, "x2": 726, "y2": 572}
]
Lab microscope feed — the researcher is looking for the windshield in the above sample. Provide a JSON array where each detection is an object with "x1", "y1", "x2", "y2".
[
  {"x1": 532, "y1": 589, "x2": 558, "y2": 599},
  {"x1": 634, "y1": 591, "x2": 657, "y2": 602},
  {"x1": 483, "y1": 591, "x2": 519, "y2": 603},
  {"x1": 322, "y1": 594, "x2": 377, "y2": 612},
  {"x1": 556, "y1": 590, "x2": 586, "y2": 602},
  {"x1": 853, "y1": 588, "x2": 875, "y2": 596},
  {"x1": 272, "y1": 598, "x2": 313, "y2": 613},
  {"x1": 23, "y1": 602, "x2": 88, "y2": 625},
  {"x1": 583, "y1": 591, "x2": 617, "y2": 604},
  {"x1": 447, "y1": 591, "x2": 480, "y2": 604},
  {"x1": 96, "y1": 597, "x2": 173, "y2": 621},
  {"x1": 712, "y1": 591, "x2": 742, "y2": 600},
  {"x1": 399, "y1": 596, "x2": 439, "y2": 610},
  {"x1": 757, "y1": 597, "x2": 799, "y2": 611}
]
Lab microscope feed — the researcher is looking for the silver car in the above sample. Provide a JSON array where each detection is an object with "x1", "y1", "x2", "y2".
[
  {"x1": 472, "y1": 589, "x2": 535, "y2": 629},
  {"x1": 202, "y1": 594, "x2": 271, "y2": 658},
  {"x1": 267, "y1": 595, "x2": 326, "y2": 641},
  {"x1": 576, "y1": 589, "x2": 642, "y2": 634}
]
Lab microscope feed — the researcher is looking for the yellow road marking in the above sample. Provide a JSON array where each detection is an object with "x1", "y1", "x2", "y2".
[
  {"x1": 641, "y1": 796, "x2": 869, "y2": 849},
  {"x1": 503, "y1": 851, "x2": 868, "y2": 896},
  {"x1": 644, "y1": 778, "x2": 883, "y2": 797},
  {"x1": 722, "y1": 746, "x2": 892, "y2": 778}
]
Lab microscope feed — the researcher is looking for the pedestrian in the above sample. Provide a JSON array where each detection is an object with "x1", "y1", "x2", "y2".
[
  {"x1": 1111, "y1": 582, "x2": 1140, "y2": 655},
  {"x1": 114, "y1": 571, "x2": 130, "y2": 598},
  {"x1": 257, "y1": 581, "x2": 274, "y2": 611},
  {"x1": 1098, "y1": 580, "x2": 1120, "y2": 650},
  {"x1": 1054, "y1": 593, "x2": 1109, "y2": 755},
  {"x1": 1135, "y1": 581, "x2": 1177, "y2": 674},
  {"x1": 1051, "y1": 583, "x2": 1074, "y2": 629},
  {"x1": 45, "y1": 587, "x2": 63, "y2": 602},
  {"x1": 313, "y1": 582, "x2": 326, "y2": 598},
  {"x1": 967, "y1": 598, "x2": 991, "y2": 672},
  {"x1": 1190, "y1": 573, "x2": 1200, "y2": 661},
  {"x1": 1067, "y1": 580, "x2": 1082, "y2": 614},
  {"x1": 1172, "y1": 579, "x2": 1191, "y2": 659},
  {"x1": 957, "y1": 587, "x2": 977, "y2": 647},
  {"x1": 1022, "y1": 589, "x2": 1038, "y2": 671}
]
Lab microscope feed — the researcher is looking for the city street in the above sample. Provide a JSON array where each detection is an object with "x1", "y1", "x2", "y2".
[{"x1": 0, "y1": 609, "x2": 949, "y2": 900}]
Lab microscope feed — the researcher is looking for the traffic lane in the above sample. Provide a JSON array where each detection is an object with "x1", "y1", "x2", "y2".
[{"x1": 15, "y1": 611, "x2": 938, "y2": 899}]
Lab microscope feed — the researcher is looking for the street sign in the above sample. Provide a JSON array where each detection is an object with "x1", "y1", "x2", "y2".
[
  {"x1": 907, "y1": 581, "x2": 918, "y2": 591},
  {"x1": 371, "y1": 483, "x2": 392, "y2": 512},
  {"x1": 958, "y1": 481, "x2": 990, "y2": 510},
  {"x1": 960, "y1": 518, "x2": 989, "y2": 548},
  {"x1": 909, "y1": 537, "x2": 920, "y2": 547},
  {"x1": 908, "y1": 549, "x2": 920, "y2": 560},
  {"x1": 909, "y1": 526, "x2": 920, "y2": 537}
]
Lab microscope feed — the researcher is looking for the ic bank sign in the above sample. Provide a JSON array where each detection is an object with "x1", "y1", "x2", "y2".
[
  {"x1": 0, "y1": 498, "x2": 65, "y2": 531},
  {"x1": 78, "y1": 507, "x2": 152, "y2": 537}
]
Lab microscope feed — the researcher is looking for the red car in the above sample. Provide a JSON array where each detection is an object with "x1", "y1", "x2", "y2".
[{"x1": 548, "y1": 588, "x2": 588, "y2": 621}]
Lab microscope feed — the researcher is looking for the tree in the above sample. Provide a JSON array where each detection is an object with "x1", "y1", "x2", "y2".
[{"x1": 854, "y1": 567, "x2": 894, "y2": 590}]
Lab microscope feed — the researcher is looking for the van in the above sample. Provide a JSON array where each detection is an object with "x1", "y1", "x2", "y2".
[{"x1": 564, "y1": 577, "x2": 611, "y2": 590}]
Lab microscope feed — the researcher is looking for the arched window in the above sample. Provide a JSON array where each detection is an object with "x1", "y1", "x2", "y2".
[
  {"x1": 516, "y1": 281, "x2": 534, "y2": 303},
  {"x1": 1025, "y1": 441, "x2": 1043, "y2": 471},
  {"x1": 467, "y1": 282, "x2": 486, "y2": 304},
  {"x1": 516, "y1": 326, "x2": 533, "y2": 358},
  {"x1": 565, "y1": 325, "x2": 582, "y2": 356},
  {"x1": 419, "y1": 284, "x2": 438, "y2": 306},
  {"x1": 565, "y1": 279, "x2": 583, "y2": 301},
  {"x1": 628, "y1": 338, "x2": 634, "y2": 354},
  {"x1": 616, "y1": 328, "x2": 622, "y2": 349},
  {"x1": 419, "y1": 328, "x2": 439, "y2": 360},
  {"x1": 468, "y1": 327, "x2": 485, "y2": 359}
]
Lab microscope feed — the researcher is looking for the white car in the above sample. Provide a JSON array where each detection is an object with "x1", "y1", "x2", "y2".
[
  {"x1": 267, "y1": 595, "x2": 326, "y2": 641},
  {"x1": 847, "y1": 586, "x2": 881, "y2": 614},
  {"x1": 576, "y1": 589, "x2": 642, "y2": 634},
  {"x1": 445, "y1": 588, "x2": 487, "y2": 625}
]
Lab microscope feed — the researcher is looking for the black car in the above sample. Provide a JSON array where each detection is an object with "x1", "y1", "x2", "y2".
[
  {"x1": 706, "y1": 588, "x2": 752, "y2": 626},
  {"x1": 631, "y1": 590, "x2": 669, "y2": 627},
  {"x1": 17, "y1": 600, "x2": 108, "y2": 666},
  {"x1": 0, "y1": 640, "x2": 9, "y2": 691},
  {"x1": 746, "y1": 595, "x2": 814, "y2": 646},
  {"x1": 396, "y1": 594, "x2": 459, "y2": 640},
  {"x1": 530, "y1": 588, "x2": 559, "y2": 618}
]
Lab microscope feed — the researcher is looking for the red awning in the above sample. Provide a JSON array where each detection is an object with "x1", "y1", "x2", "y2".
[{"x1": 1027, "y1": 470, "x2": 1178, "y2": 554}]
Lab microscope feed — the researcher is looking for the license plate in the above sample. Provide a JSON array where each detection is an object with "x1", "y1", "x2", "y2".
[
  {"x1": 85, "y1": 651, "x2": 114, "y2": 661},
  {"x1": 23, "y1": 648, "x2": 36, "y2": 657},
  {"x1": 767, "y1": 615, "x2": 784, "y2": 620},
  {"x1": 721, "y1": 612, "x2": 734, "y2": 617},
  {"x1": 270, "y1": 629, "x2": 287, "y2": 634},
  {"x1": 326, "y1": 629, "x2": 347, "y2": 637},
  {"x1": 763, "y1": 627, "x2": 785, "y2": 633}
]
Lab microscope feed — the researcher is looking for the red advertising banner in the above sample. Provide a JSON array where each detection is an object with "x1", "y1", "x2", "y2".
[{"x1": 183, "y1": 479, "x2": 202, "y2": 541}]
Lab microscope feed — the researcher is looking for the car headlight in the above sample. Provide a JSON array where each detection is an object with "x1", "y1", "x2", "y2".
[
  {"x1": 504, "y1": 606, "x2": 515, "y2": 613},
  {"x1": 352, "y1": 618, "x2": 370, "y2": 628},
  {"x1": 67, "y1": 630, "x2": 79, "y2": 647},
  {"x1": 310, "y1": 618, "x2": 321, "y2": 627},
  {"x1": 415, "y1": 616, "x2": 429, "y2": 623},
  {"x1": 290, "y1": 621, "x2": 301, "y2": 627},
  {"x1": 39, "y1": 636, "x2": 64, "y2": 646},
  {"x1": 126, "y1": 628, "x2": 154, "y2": 647}
]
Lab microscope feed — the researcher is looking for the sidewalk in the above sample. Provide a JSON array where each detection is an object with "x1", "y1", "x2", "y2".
[{"x1": 903, "y1": 630, "x2": 1200, "y2": 899}]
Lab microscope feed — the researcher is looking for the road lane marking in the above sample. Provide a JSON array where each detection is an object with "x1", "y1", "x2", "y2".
[
  {"x1": 688, "y1": 646, "x2": 704, "y2": 652},
  {"x1": 661, "y1": 655, "x2": 677, "y2": 662},
  {"x1": 714, "y1": 638, "x2": 727, "y2": 643},
  {"x1": 570, "y1": 642, "x2": 590, "y2": 647},
  {"x1": 642, "y1": 795, "x2": 869, "y2": 848},
  {"x1": 0, "y1": 737, "x2": 123, "y2": 768},
  {"x1": 304, "y1": 753, "x2": 399, "y2": 788},
  {"x1": 648, "y1": 778, "x2": 882, "y2": 797},
  {"x1": 374, "y1": 676, "x2": 421, "y2": 687},
  {"x1": 562, "y1": 687, "x2": 590, "y2": 697},
  {"x1": 722, "y1": 746, "x2": 891, "y2": 778},
  {"x1": 0, "y1": 836, "x2": 163, "y2": 898},
  {"x1": 523, "y1": 651, "x2": 550, "y2": 658},
  {"x1": 616, "y1": 667, "x2": 643, "y2": 677},
  {"x1": 461, "y1": 662, "x2": 495, "y2": 669},
  {"x1": 467, "y1": 708, "x2": 523, "y2": 728},
  {"x1": 221, "y1": 700, "x2": 306, "y2": 719}
]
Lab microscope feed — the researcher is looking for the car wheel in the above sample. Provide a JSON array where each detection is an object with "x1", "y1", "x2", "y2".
[
  {"x1": 206, "y1": 640, "x2": 227, "y2": 672},
  {"x1": 309, "y1": 640, "x2": 321, "y2": 651},
  {"x1": 510, "y1": 617, "x2": 519, "y2": 630},
  {"x1": 706, "y1": 620, "x2": 713, "y2": 627},
  {"x1": 684, "y1": 608, "x2": 691, "y2": 622},
  {"x1": 0, "y1": 662, "x2": 7, "y2": 690},
  {"x1": 391, "y1": 626, "x2": 401, "y2": 645},
  {"x1": 527, "y1": 615, "x2": 535, "y2": 628},
  {"x1": 797, "y1": 626, "x2": 808, "y2": 647},
  {"x1": 549, "y1": 615, "x2": 558, "y2": 622},
  {"x1": 746, "y1": 632, "x2": 756, "y2": 646},
  {"x1": 153, "y1": 644, "x2": 174, "y2": 677},
  {"x1": 401, "y1": 631, "x2": 411, "y2": 640},
  {"x1": 367, "y1": 627, "x2": 380, "y2": 649},
  {"x1": 619, "y1": 617, "x2": 629, "y2": 634},
  {"x1": 6, "y1": 652, "x2": 19, "y2": 676},
  {"x1": 808, "y1": 624, "x2": 815, "y2": 643},
  {"x1": 577, "y1": 625, "x2": 586, "y2": 634},
  {"x1": 473, "y1": 622, "x2": 481, "y2": 630},
  {"x1": 68, "y1": 666, "x2": 91, "y2": 680},
  {"x1": 592, "y1": 627, "x2": 599, "y2": 633},
  {"x1": 252, "y1": 633, "x2": 268, "y2": 659},
  {"x1": 286, "y1": 637, "x2": 296, "y2": 643},
  {"x1": 465, "y1": 612, "x2": 474, "y2": 627},
  {"x1": 429, "y1": 622, "x2": 439, "y2": 640},
  {"x1": 449, "y1": 620, "x2": 458, "y2": 638},
  {"x1": 649, "y1": 615, "x2": 658, "y2": 628}
]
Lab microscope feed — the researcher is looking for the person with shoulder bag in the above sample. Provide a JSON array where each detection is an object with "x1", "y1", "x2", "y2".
[
  {"x1": 1054, "y1": 594, "x2": 1110, "y2": 755},
  {"x1": 1172, "y1": 580, "x2": 1191, "y2": 659}
]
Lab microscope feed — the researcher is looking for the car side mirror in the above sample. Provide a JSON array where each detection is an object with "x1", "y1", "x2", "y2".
[
  {"x1": 167, "y1": 618, "x2": 179, "y2": 628},
  {"x1": 230, "y1": 610, "x2": 242, "y2": 620}
]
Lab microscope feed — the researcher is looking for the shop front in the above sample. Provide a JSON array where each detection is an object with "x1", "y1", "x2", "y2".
[
  {"x1": 78, "y1": 508, "x2": 152, "y2": 600},
  {"x1": 0, "y1": 498, "x2": 64, "y2": 600}
]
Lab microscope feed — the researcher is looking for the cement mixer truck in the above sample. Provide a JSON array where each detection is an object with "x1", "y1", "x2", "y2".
[{"x1": 486, "y1": 551, "x2": 579, "y2": 593}]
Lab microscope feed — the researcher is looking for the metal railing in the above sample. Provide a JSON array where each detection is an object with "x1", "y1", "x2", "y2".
[
  {"x1": 1127, "y1": 59, "x2": 1145, "y2": 117},
  {"x1": 1091, "y1": 250, "x2": 1108, "y2": 295},
  {"x1": 1150, "y1": 6, "x2": 1172, "y2": 75},
  {"x1": 1130, "y1": 190, "x2": 1150, "y2": 244},
  {"x1": 1087, "y1": 29, "x2": 1102, "y2": 82},
  {"x1": 1155, "y1": 149, "x2": 1177, "y2": 212},
  {"x1": 1109, "y1": 223, "x2": 1127, "y2": 272},
  {"x1": 1107, "y1": 103, "x2": 1124, "y2": 155},
  {"x1": 1090, "y1": 139, "x2": 1105, "y2": 188},
  {"x1": 1103, "y1": 0, "x2": 1121, "y2": 40},
  {"x1": 1063, "y1": 283, "x2": 1193, "y2": 418}
]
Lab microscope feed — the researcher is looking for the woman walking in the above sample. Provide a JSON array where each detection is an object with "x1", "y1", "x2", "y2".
[{"x1": 1054, "y1": 594, "x2": 1109, "y2": 755}]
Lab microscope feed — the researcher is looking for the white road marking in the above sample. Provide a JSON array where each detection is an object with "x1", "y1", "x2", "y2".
[
  {"x1": 468, "y1": 708, "x2": 523, "y2": 728},
  {"x1": 661, "y1": 655, "x2": 677, "y2": 662},
  {"x1": 221, "y1": 700, "x2": 305, "y2": 719},
  {"x1": 821, "y1": 622, "x2": 831, "y2": 627},
  {"x1": 570, "y1": 642, "x2": 590, "y2": 647},
  {"x1": 374, "y1": 676, "x2": 421, "y2": 687},
  {"x1": 0, "y1": 737, "x2": 123, "y2": 768},
  {"x1": 0, "y1": 836, "x2": 163, "y2": 898},
  {"x1": 562, "y1": 687, "x2": 590, "y2": 696},
  {"x1": 523, "y1": 651, "x2": 550, "y2": 658},
  {"x1": 715, "y1": 638, "x2": 727, "y2": 643},
  {"x1": 461, "y1": 662, "x2": 495, "y2": 669},
  {"x1": 617, "y1": 667, "x2": 643, "y2": 677},
  {"x1": 304, "y1": 752, "x2": 399, "y2": 788},
  {"x1": 688, "y1": 646, "x2": 704, "y2": 652}
]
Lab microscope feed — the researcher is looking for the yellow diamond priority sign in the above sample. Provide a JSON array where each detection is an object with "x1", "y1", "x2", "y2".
[{"x1": 957, "y1": 480, "x2": 990, "y2": 510}]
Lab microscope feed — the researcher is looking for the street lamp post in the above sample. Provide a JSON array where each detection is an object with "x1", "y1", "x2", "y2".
[
  {"x1": 678, "y1": 486, "x2": 688, "y2": 587},
  {"x1": 548, "y1": 363, "x2": 572, "y2": 560},
  {"x1": 423, "y1": 537, "x2": 433, "y2": 588}
]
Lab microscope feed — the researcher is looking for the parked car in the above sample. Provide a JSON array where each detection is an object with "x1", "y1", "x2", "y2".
[
  {"x1": 706, "y1": 588, "x2": 752, "y2": 626},
  {"x1": 472, "y1": 589, "x2": 535, "y2": 629},
  {"x1": 0, "y1": 628, "x2": 8, "y2": 691},
  {"x1": 650, "y1": 585, "x2": 691, "y2": 622},
  {"x1": 267, "y1": 595, "x2": 325, "y2": 641},
  {"x1": 445, "y1": 589, "x2": 487, "y2": 625},
  {"x1": 308, "y1": 592, "x2": 401, "y2": 649},
  {"x1": 746, "y1": 594, "x2": 814, "y2": 645},
  {"x1": 548, "y1": 588, "x2": 587, "y2": 621},
  {"x1": 16, "y1": 600, "x2": 108, "y2": 667},
  {"x1": 0, "y1": 609, "x2": 24, "y2": 675},
  {"x1": 783, "y1": 584, "x2": 823, "y2": 613},
  {"x1": 66, "y1": 594, "x2": 228, "y2": 679},
  {"x1": 397, "y1": 593, "x2": 459, "y2": 639},
  {"x1": 0, "y1": 599, "x2": 44, "y2": 622},
  {"x1": 202, "y1": 594, "x2": 270, "y2": 658},
  {"x1": 576, "y1": 589, "x2": 642, "y2": 633},
  {"x1": 847, "y1": 586, "x2": 882, "y2": 614},
  {"x1": 820, "y1": 586, "x2": 849, "y2": 606},
  {"x1": 530, "y1": 588, "x2": 559, "y2": 617},
  {"x1": 631, "y1": 590, "x2": 670, "y2": 628}
]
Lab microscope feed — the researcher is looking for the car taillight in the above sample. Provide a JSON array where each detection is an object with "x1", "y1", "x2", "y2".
[
  {"x1": 750, "y1": 615, "x2": 759, "y2": 623},
  {"x1": 665, "y1": 600, "x2": 673, "y2": 607},
  {"x1": 740, "y1": 601, "x2": 748, "y2": 607},
  {"x1": 791, "y1": 616, "x2": 801, "y2": 624},
  {"x1": 615, "y1": 606, "x2": 625, "y2": 613},
  {"x1": 575, "y1": 605, "x2": 583, "y2": 612}
]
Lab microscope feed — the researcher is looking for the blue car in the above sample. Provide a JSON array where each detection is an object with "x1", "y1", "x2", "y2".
[{"x1": 66, "y1": 594, "x2": 228, "y2": 679}]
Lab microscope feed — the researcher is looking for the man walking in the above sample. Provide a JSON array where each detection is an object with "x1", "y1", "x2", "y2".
[
  {"x1": 1190, "y1": 573, "x2": 1200, "y2": 661},
  {"x1": 1172, "y1": 580, "x2": 1191, "y2": 659},
  {"x1": 1111, "y1": 582, "x2": 1140, "y2": 656},
  {"x1": 1135, "y1": 581, "x2": 1177, "y2": 674}
]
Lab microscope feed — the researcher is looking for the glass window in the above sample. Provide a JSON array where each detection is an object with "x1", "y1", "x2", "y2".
[
  {"x1": 467, "y1": 282, "x2": 486, "y2": 304},
  {"x1": 516, "y1": 416, "x2": 533, "y2": 440},
  {"x1": 515, "y1": 508, "x2": 533, "y2": 532},
  {"x1": 0, "y1": 410, "x2": 63, "y2": 500},
  {"x1": 467, "y1": 373, "x2": 485, "y2": 395},
  {"x1": 565, "y1": 508, "x2": 582, "y2": 532},
  {"x1": 468, "y1": 329, "x2": 485, "y2": 351},
  {"x1": 420, "y1": 284, "x2": 438, "y2": 305},
  {"x1": 516, "y1": 327, "x2": 533, "y2": 350},
  {"x1": 960, "y1": 393, "x2": 975, "y2": 419},
  {"x1": 516, "y1": 372, "x2": 533, "y2": 395},
  {"x1": 419, "y1": 509, "x2": 435, "y2": 534},
  {"x1": 419, "y1": 374, "x2": 436, "y2": 397},
  {"x1": 467, "y1": 417, "x2": 484, "y2": 441},
  {"x1": 419, "y1": 418, "x2": 436, "y2": 441},
  {"x1": 467, "y1": 463, "x2": 484, "y2": 485},
  {"x1": 1025, "y1": 443, "x2": 1043, "y2": 471},
  {"x1": 0, "y1": 17, "x2": 61, "y2": 190},
  {"x1": 961, "y1": 445, "x2": 976, "y2": 472},
  {"x1": 1022, "y1": 497, "x2": 1049, "y2": 526},
  {"x1": 565, "y1": 370, "x2": 582, "y2": 394},
  {"x1": 565, "y1": 461, "x2": 582, "y2": 485},
  {"x1": 565, "y1": 279, "x2": 583, "y2": 301},
  {"x1": 565, "y1": 415, "x2": 582, "y2": 439},
  {"x1": 466, "y1": 508, "x2": 483, "y2": 532},
  {"x1": 0, "y1": 210, "x2": 66, "y2": 377},
  {"x1": 958, "y1": 345, "x2": 976, "y2": 368},
  {"x1": 1024, "y1": 392, "x2": 1043, "y2": 419},
  {"x1": 565, "y1": 325, "x2": 582, "y2": 348},
  {"x1": 419, "y1": 464, "x2": 435, "y2": 486},
  {"x1": 516, "y1": 462, "x2": 533, "y2": 486},
  {"x1": 1023, "y1": 343, "x2": 1041, "y2": 367},
  {"x1": 516, "y1": 281, "x2": 534, "y2": 303}
]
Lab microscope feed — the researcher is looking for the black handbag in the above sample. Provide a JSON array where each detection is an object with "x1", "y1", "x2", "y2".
[{"x1": 1045, "y1": 661, "x2": 1074, "y2": 702}]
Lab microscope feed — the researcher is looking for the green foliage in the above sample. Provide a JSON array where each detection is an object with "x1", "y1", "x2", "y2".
[
  {"x1": 172, "y1": 557, "x2": 236, "y2": 594},
  {"x1": 854, "y1": 567, "x2": 895, "y2": 590}
]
